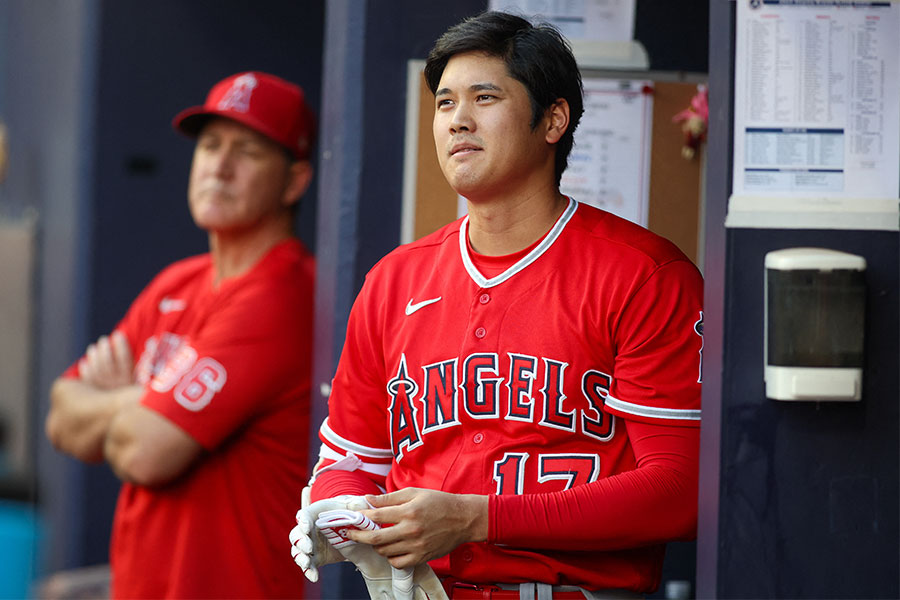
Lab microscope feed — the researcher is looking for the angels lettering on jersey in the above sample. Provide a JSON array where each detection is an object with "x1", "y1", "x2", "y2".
[
  {"x1": 386, "y1": 352, "x2": 615, "y2": 462},
  {"x1": 134, "y1": 332, "x2": 227, "y2": 412}
]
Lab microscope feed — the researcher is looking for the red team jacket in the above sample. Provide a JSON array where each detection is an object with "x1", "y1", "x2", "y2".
[
  {"x1": 314, "y1": 199, "x2": 703, "y2": 593},
  {"x1": 66, "y1": 239, "x2": 315, "y2": 599}
]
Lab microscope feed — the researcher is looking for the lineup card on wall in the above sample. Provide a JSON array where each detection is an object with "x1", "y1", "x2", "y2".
[
  {"x1": 488, "y1": 0, "x2": 648, "y2": 68},
  {"x1": 560, "y1": 79, "x2": 653, "y2": 226},
  {"x1": 489, "y1": 0, "x2": 636, "y2": 41},
  {"x1": 728, "y1": 0, "x2": 900, "y2": 231}
]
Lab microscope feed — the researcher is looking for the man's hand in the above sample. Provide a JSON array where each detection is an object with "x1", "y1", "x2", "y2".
[
  {"x1": 45, "y1": 329, "x2": 141, "y2": 464},
  {"x1": 290, "y1": 490, "x2": 450, "y2": 599},
  {"x1": 79, "y1": 330, "x2": 135, "y2": 389},
  {"x1": 313, "y1": 508, "x2": 448, "y2": 600},
  {"x1": 348, "y1": 488, "x2": 488, "y2": 569}
]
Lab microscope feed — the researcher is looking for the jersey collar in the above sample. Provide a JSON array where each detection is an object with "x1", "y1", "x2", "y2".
[{"x1": 459, "y1": 197, "x2": 578, "y2": 289}]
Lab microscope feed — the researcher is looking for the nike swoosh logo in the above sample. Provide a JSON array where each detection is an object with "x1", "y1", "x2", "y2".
[
  {"x1": 405, "y1": 296, "x2": 442, "y2": 316},
  {"x1": 159, "y1": 297, "x2": 187, "y2": 314}
]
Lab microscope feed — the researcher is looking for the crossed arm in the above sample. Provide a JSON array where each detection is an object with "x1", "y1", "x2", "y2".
[{"x1": 45, "y1": 331, "x2": 202, "y2": 486}]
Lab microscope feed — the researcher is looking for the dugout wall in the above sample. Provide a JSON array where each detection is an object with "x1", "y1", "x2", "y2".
[{"x1": 698, "y1": 1, "x2": 899, "y2": 597}]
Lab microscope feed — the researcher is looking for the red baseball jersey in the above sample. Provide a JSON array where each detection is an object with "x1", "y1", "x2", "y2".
[
  {"x1": 315, "y1": 200, "x2": 703, "y2": 592},
  {"x1": 67, "y1": 239, "x2": 314, "y2": 599}
]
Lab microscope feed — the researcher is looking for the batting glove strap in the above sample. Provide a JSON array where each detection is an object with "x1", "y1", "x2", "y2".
[{"x1": 316, "y1": 508, "x2": 379, "y2": 549}]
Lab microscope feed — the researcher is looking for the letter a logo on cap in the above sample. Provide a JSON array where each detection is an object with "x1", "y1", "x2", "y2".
[{"x1": 217, "y1": 73, "x2": 258, "y2": 113}]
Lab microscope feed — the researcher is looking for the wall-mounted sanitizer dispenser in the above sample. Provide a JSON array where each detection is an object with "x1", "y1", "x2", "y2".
[{"x1": 764, "y1": 248, "x2": 866, "y2": 401}]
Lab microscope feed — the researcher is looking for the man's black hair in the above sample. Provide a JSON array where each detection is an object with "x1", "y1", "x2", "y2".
[{"x1": 424, "y1": 11, "x2": 584, "y2": 186}]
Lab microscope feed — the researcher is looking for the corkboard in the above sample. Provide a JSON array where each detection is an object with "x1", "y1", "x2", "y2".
[
  {"x1": 412, "y1": 73, "x2": 458, "y2": 242},
  {"x1": 408, "y1": 72, "x2": 705, "y2": 265},
  {"x1": 646, "y1": 81, "x2": 704, "y2": 264}
]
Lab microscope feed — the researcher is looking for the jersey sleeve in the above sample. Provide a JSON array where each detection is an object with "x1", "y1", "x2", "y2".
[
  {"x1": 489, "y1": 418, "x2": 699, "y2": 550},
  {"x1": 310, "y1": 272, "x2": 394, "y2": 489},
  {"x1": 310, "y1": 468, "x2": 384, "y2": 503},
  {"x1": 604, "y1": 259, "x2": 703, "y2": 426},
  {"x1": 141, "y1": 281, "x2": 313, "y2": 451}
]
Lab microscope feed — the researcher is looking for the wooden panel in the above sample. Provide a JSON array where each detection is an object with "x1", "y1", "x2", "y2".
[
  {"x1": 647, "y1": 81, "x2": 704, "y2": 264},
  {"x1": 413, "y1": 73, "x2": 458, "y2": 241}
]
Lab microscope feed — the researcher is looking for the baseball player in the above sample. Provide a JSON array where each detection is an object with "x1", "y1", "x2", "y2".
[
  {"x1": 46, "y1": 72, "x2": 316, "y2": 598},
  {"x1": 290, "y1": 11, "x2": 703, "y2": 600}
]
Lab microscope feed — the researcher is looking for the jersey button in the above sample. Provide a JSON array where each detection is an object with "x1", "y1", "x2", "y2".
[
  {"x1": 473, "y1": 432, "x2": 484, "y2": 444},
  {"x1": 479, "y1": 293, "x2": 490, "y2": 305},
  {"x1": 462, "y1": 549, "x2": 473, "y2": 562},
  {"x1": 475, "y1": 327, "x2": 486, "y2": 339}
]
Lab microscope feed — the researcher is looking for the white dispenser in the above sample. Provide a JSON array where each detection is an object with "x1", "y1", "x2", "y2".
[{"x1": 764, "y1": 248, "x2": 866, "y2": 401}]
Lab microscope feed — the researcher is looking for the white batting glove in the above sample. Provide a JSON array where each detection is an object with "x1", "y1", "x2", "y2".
[
  {"x1": 314, "y1": 509, "x2": 448, "y2": 600},
  {"x1": 289, "y1": 488, "x2": 372, "y2": 583}
]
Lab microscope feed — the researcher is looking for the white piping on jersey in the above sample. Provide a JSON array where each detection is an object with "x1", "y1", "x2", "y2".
[
  {"x1": 316, "y1": 448, "x2": 365, "y2": 472},
  {"x1": 604, "y1": 394, "x2": 701, "y2": 421},
  {"x1": 316, "y1": 444, "x2": 392, "y2": 477},
  {"x1": 459, "y1": 197, "x2": 578, "y2": 289},
  {"x1": 320, "y1": 417, "x2": 394, "y2": 459}
]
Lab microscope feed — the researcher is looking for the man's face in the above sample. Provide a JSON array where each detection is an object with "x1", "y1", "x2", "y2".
[
  {"x1": 187, "y1": 117, "x2": 294, "y2": 234},
  {"x1": 432, "y1": 52, "x2": 552, "y2": 201}
]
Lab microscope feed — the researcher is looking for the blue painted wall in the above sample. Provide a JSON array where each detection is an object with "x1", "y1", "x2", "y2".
[
  {"x1": 701, "y1": 1, "x2": 900, "y2": 597},
  {"x1": 717, "y1": 229, "x2": 899, "y2": 598}
]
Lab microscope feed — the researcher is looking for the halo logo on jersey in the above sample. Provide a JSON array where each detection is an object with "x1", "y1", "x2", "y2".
[{"x1": 217, "y1": 73, "x2": 258, "y2": 113}]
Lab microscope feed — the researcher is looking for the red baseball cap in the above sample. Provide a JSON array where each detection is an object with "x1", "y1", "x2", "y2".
[{"x1": 172, "y1": 71, "x2": 315, "y2": 160}]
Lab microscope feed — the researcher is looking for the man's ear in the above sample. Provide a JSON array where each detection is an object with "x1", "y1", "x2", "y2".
[
  {"x1": 544, "y1": 98, "x2": 570, "y2": 145},
  {"x1": 282, "y1": 160, "x2": 314, "y2": 207}
]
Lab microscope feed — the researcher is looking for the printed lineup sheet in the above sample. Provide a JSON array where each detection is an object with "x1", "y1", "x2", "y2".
[
  {"x1": 489, "y1": 0, "x2": 637, "y2": 41},
  {"x1": 729, "y1": 0, "x2": 900, "y2": 230},
  {"x1": 560, "y1": 79, "x2": 653, "y2": 226}
]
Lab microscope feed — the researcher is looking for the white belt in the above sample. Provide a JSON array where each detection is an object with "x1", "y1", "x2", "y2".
[{"x1": 497, "y1": 583, "x2": 644, "y2": 600}]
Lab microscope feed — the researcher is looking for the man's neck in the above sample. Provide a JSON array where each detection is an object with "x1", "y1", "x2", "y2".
[
  {"x1": 465, "y1": 188, "x2": 567, "y2": 257},
  {"x1": 207, "y1": 219, "x2": 294, "y2": 286}
]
